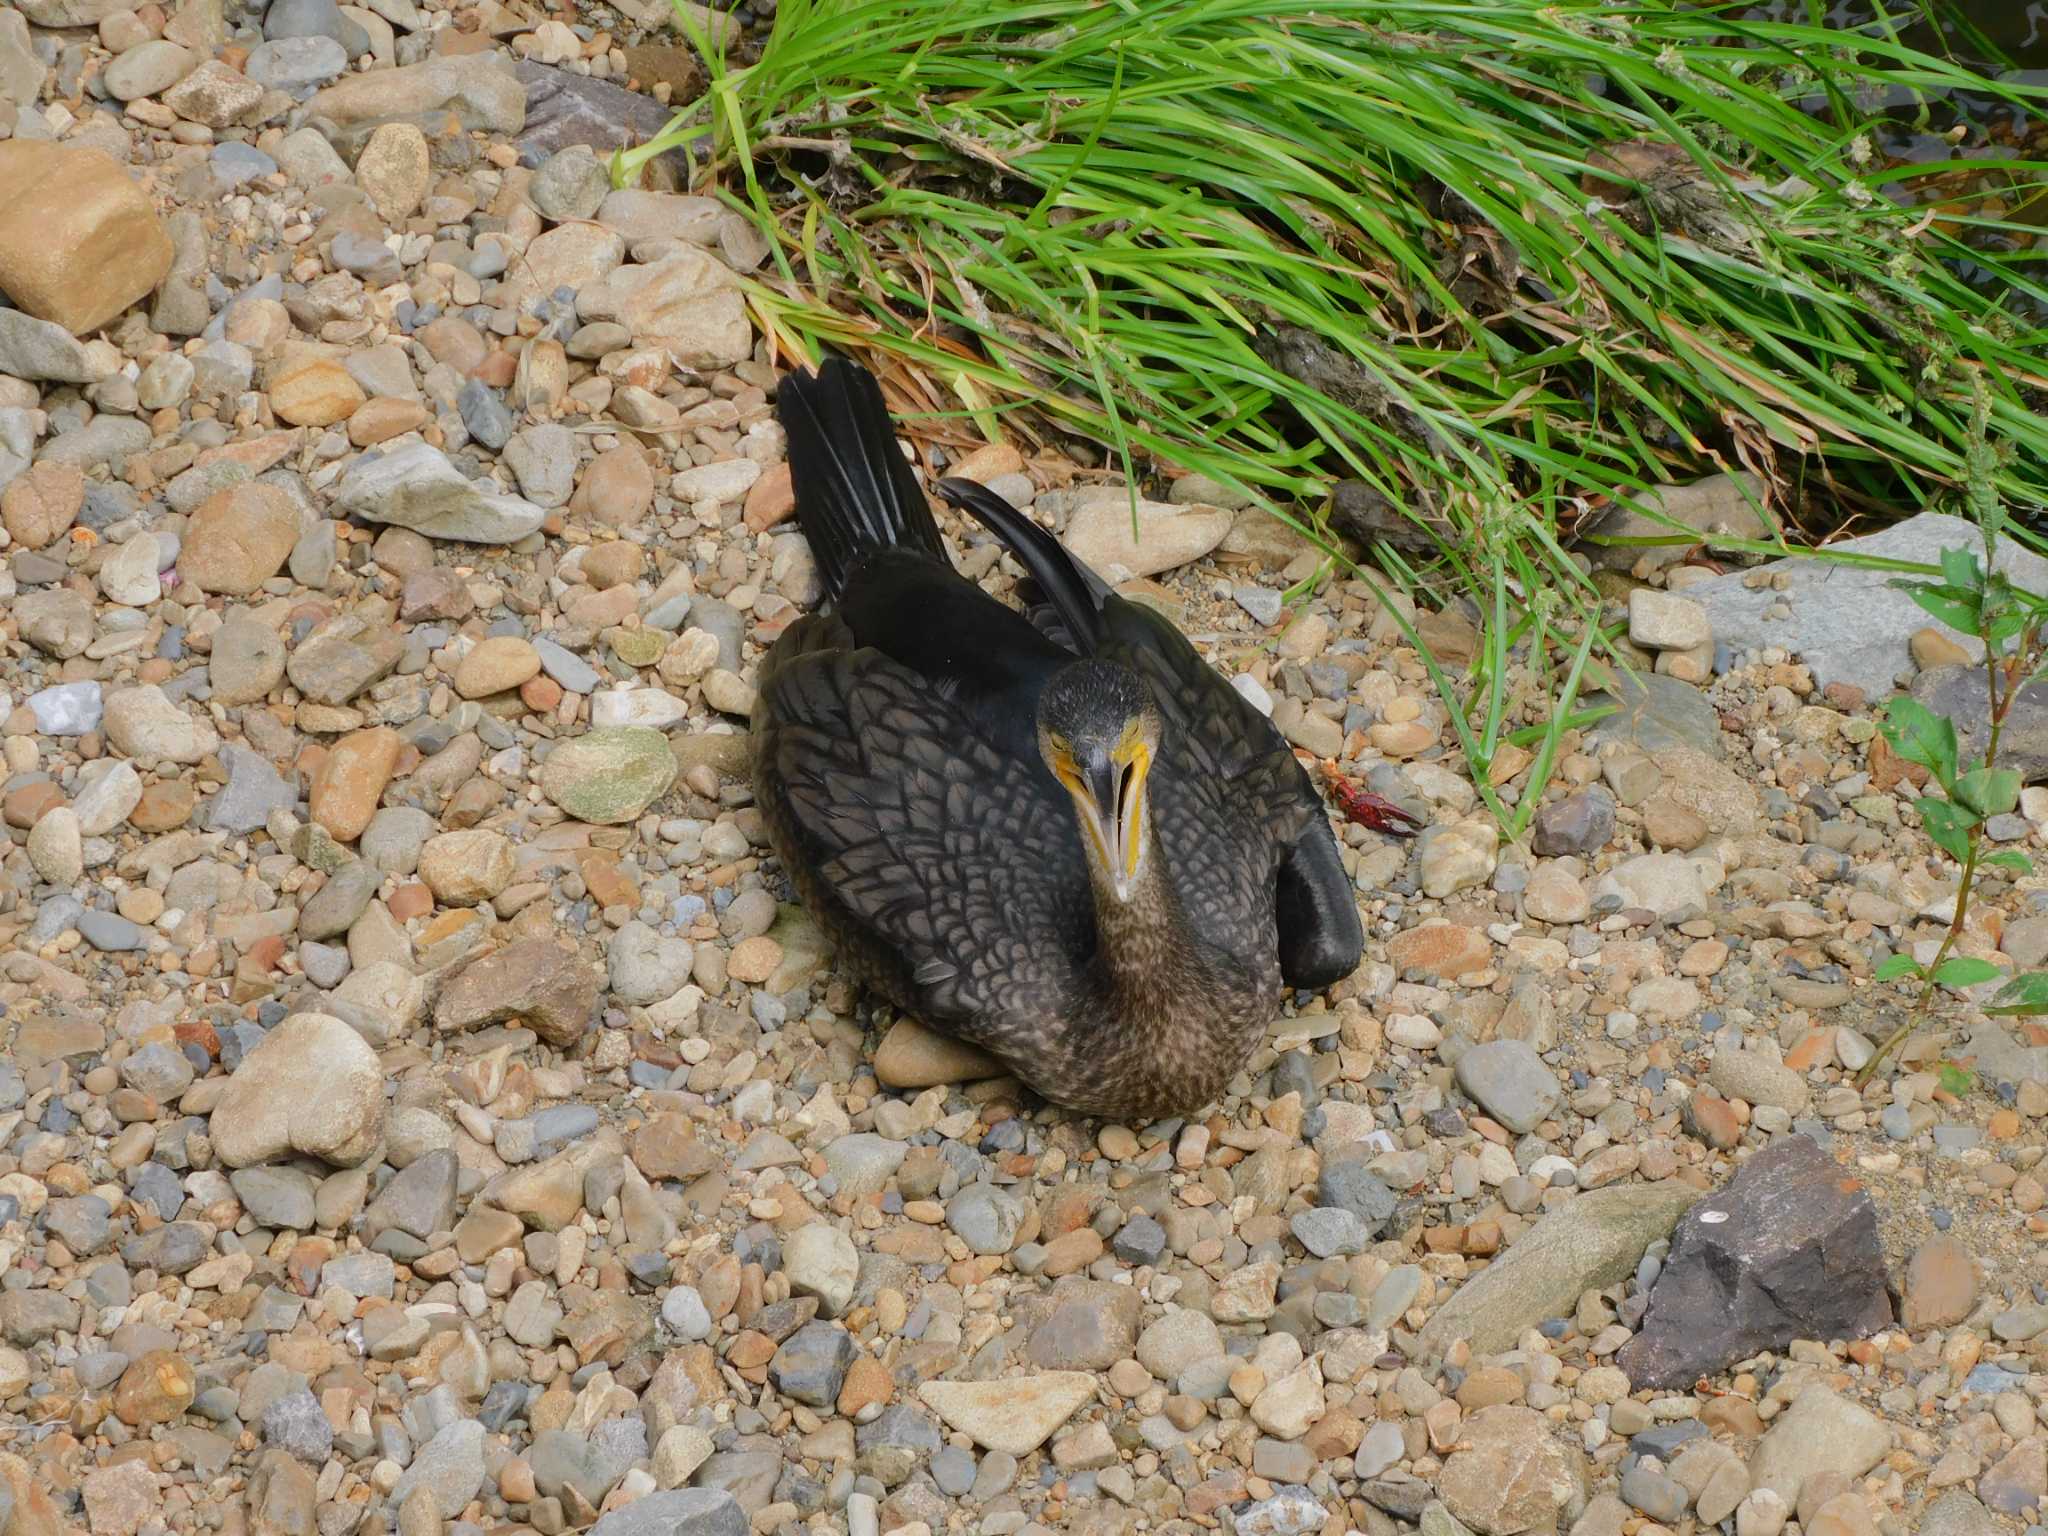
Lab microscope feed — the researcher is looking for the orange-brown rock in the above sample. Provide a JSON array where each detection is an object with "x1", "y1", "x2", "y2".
[
  {"x1": 267, "y1": 343, "x2": 365, "y2": 427},
  {"x1": 0, "y1": 142, "x2": 174, "y2": 334},
  {"x1": 309, "y1": 727, "x2": 402, "y2": 842},
  {"x1": 0, "y1": 462, "x2": 84, "y2": 550},
  {"x1": 1385, "y1": 922, "x2": 1491, "y2": 980},
  {"x1": 181, "y1": 482, "x2": 300, "y2": 595}
]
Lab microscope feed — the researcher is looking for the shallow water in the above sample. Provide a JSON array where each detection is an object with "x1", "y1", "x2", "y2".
[
  {"x1": 1744, "y1": 0, "x2": 2046, "y2": 161},
  {"x1": 1736, "y1": 0, "x2": 2047, "y2": 316}
]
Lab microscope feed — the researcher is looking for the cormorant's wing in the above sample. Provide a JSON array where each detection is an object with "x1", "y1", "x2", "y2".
[
  {"x1": 754, "y1": 624, "x2": 1094, "y2": 1054},
  {"x1": 939, "y1": 478, "x2": 1109, "y2": 657},
  {"x1": 828, "y1": 544, "x2": 1072, "y2": 768},
  {"x1": 1273, "y1": 824, "x2": 1366, "y2": 990}
]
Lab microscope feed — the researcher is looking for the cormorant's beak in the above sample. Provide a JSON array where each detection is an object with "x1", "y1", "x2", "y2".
[{"x1": 1072, "y1": 741, "x2": 1149, "y2": 904}]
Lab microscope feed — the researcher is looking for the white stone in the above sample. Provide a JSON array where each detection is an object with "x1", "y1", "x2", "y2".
[
  {"x1": 71, "y1": 759, "x2": 140, "y2": 835},
  {"x1": 209, "y1": 1012, "x2": 385, "y2": 1167},
  {"x1": 669, "y1": 457, "x2": 760, "y2": 505},
  {"x1": 1628, "y1": 588, "x2": 1712, "y2": 651},
  {"x1": 27, "y1": 681, "x2": 103, "y2": 736},
  {"x1": 334, "y1": 440, "x2": 545, "y2": 544},
  {"x1": 651, "y1": 1426, "x2": 713, "y2": 1488},
  {"x1": 919, "y1": 1372, "x2": 1096, "y2": 1456},
  {"x1": 1735, "y1": 1489, "x2": 1789, "y2": 1536},
  {"x1": 592, "y1": 687, "x2": 689, "y2": 730},
  {"x1": 1249, "y1": 1359, "x2": 1325, "y2": 1440},
  {"x1": 1059, "y1": 487, "x2": 1232, "y2": 581},
  {"x1": 1590, "y1": 851, "x2": 1720, "y2": 918},
  {"x1": 99, "y1": 533, "x2": 162, "y2": 607},
  {"x1": 104, "y1": 684, "x2": 219, "y2": 764},
  {"x1": 1417, "y1": 816, "x2": 1498, "y2": 898},
  {"x1": 782, "y1": 1222, "x2": 859, "y2": 1319}
]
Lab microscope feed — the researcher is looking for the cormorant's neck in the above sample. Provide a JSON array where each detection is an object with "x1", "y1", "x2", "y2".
[{"x1": 1085, "y1": 839, "x2": 1216, "y2": 1009}]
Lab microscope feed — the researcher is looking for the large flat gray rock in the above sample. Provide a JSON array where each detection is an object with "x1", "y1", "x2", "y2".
[{"x1": 1688, "y1": 512, "x2": 2048, "y2": 701}]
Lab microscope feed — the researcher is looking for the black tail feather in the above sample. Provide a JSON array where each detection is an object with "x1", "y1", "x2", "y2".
[
  {"x1": 778, "y1": 358, "x2": 946, "y2": 602},
  {"x1": 938, "y1": 477, "x2": 1108, "y2": 654}
]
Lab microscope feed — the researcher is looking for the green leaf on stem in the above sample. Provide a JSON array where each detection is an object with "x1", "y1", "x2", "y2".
[
  {"x1": 1954, "y1": 767, "x2": 2022, "y2": 819},
  {"x1": 1904, "y1": 585, "x2": 1981, "y2": 636},
  {"x1": 1880, "y1": 696, "x2": 1960, "y2": 787},
  {"x1": 1874, "y1": 953, "x2": 1925, "y2": 982},
  {"x1": 1987, "y1": 971, "x2": 2048, "y2": 1016},
  {"x1": 1938, "y1": 545, "x2": 1984, "y2": 595},
  {"x1": 1918, "y1": 798, "x2": 1977, "y2": 863},
  {"x1": 1933, "y1": 956, "x2": 2003, "y2": 988},
  {"x1": 1983, "y1": 850, "x2": 2034, "y2": 874}
]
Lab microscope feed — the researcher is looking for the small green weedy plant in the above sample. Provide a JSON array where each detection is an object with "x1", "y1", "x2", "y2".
[{"x1": 1860, "y1": 424, "x2": 2048, "y2": 1086}]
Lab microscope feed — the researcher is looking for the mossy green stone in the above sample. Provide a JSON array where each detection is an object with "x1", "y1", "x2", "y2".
[
  {"x1": 291, "y1": 821, "x2": 351, "y2": 873},
  {"x1": 610, "y1": 628, "x2": 668, "y2": 667},
  {"x1": 672, "y1": 731, "x2": 751, "y2": 779},
  {"x1": 540, "y1": 727, "x2": 678, "y2": 825}
]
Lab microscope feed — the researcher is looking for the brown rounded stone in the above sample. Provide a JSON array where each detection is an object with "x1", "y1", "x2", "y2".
[
  {"x1": 388, "y1": 883, "x2": 433, "y2": 922},
  {"x1": 398, "y1": 567, "x2": 474, "y2": 623},
  {"x1": 130, "y1": 780, "x2": 196, "y2": 832},
  {"x1": 1385, "y1": 922, "x2": 1491, "y2": 980},
  {"x1": 2, "y1": 461, "x2": 84, "y2": 550},
  {"x1": 0, "y1": 142, "x2": 175, "y2": 334},
  {"x1": 1370, "y1": 719, "x2": 1438, "y2": 758},
  {"x1": 581, "y1": 541, "x2": 645, "y2": 590},
  {"x1": 347, "y1": 396, "x2": 428, "y2": 447},
  {"x1": 1643, "y1": 795, "x2": 1710, "y2": 852},
  {"x1": 742, "y1": 461, "x2": 794, "y2": 532},
  {"x1": 578, "y1": 852, "x2": 636, "y2": 908},
  {"x1": 837, "y1": 1355, "x2": 893, "y2": 1417},
  {"x1": 630, "y1": 1114, "x2": 717, "y2": 1182},
  {"x1": 571, "y1": 444, "x2": 654, "y2": 528},
  {"x1": 355, "y1": 121, "x2": 430, "y2": 224},
  {"x1": 310, "y1": 727, "x2": 402, "y2": 843},
  {"x1": 454, "y1": 636, "x2": 541, "y2": 699},
  {"x1": 1685, "y1": 1092, "x2": 1741, "y2": 1150},
  {"x1": 1, "y1": 782, "x2": 65, "y2": 829},
  {"x1": 268, "y1": 344, "x2": 365, "y2": 427},
  {"x1": 726, "y1": 936, "x2": 782, "y2": 985},
  {"x1": 872, "y1": 1018, "x2": 1003, "y2": 1090},
  {"x1": 1901, "y1": 1235, "x2": 1977, "y2": 1330},
  {"x1": 418, "y1": 829, "x2": 515, "y2": 906},
  {"x1": 223, "y1": 297, "x2": 293, "y2": 357},
  {"x1": 417, "y1": 316, "x2": 488, "y2": 373},
  {"x1": 113, "y1": 1349, "x2": 196, "y2": 1426},
  {"x1": 472, "y1": 349, "x2": 516, "y2": 388},
  {"x1": 181, "y1": 482, "x2": 300, "y2": 595}
]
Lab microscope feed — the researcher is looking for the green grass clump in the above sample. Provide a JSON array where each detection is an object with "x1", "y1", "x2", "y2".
[{"x1": 622, "y1": 0, "x2": 2047, "y2": 827}]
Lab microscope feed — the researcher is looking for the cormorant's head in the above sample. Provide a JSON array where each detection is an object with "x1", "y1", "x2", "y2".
[{"x1": 1036, "y1": 660, "x2": 1162, "y2": 904}]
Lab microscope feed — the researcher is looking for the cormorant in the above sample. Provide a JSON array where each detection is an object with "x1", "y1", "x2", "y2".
[{"x1": 753, "y1": 359, "x2": 1364, "y2": 1118}]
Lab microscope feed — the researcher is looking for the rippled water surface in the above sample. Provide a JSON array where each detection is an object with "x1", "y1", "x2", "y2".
[{"x1": 1744, "y1": 0, "x2": 2046, "y2": 158}]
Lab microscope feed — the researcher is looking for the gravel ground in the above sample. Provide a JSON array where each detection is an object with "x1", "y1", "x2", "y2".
[{"x1": 0, "y1": 7, "x2": 2046, "y2": 1536}]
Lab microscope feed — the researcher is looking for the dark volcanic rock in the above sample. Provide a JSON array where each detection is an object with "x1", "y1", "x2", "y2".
[
  {"x1": 1616, "y1": 1135, "x2": 1891, "y2": 1388},
  {"x1": 1531, "y1": 787, "x2": 1615, "y2": 857},
  {"x1": 1912, "y1": 664, "x2": 2048, "y2": 784},
  {"x1": 513, "y1": 62, "x2": 689, "y2": 189}
]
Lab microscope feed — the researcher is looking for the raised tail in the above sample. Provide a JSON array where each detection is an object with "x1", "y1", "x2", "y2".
[{"x1": 777, "y1": 357, "x2": 946, "y2": 602}]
